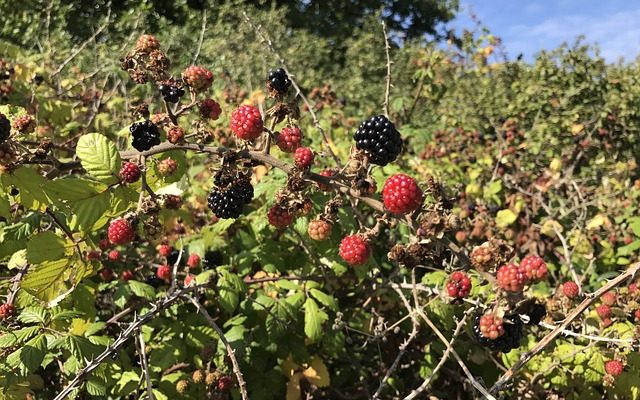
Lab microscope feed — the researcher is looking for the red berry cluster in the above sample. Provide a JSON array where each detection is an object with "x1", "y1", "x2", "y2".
[
  {"x1": 157, "y1": 265, "x2": 171, "y2": 281},
  {"x1": 167, "y1": 126, "x2": 185, "y2": 144},
  {"x1": 496, "y1": 263, "x2": 527, "y2": 292},
  {"x1": 158, "y1": 158, "x2": 178, "y2": 177},
  {"x1": 182, "y1": 65, "x2": 213, "y2": 92},
  {"x1": 230, "y1": 105, "x2": 263, "y2": 140},
  {"x1": 308, "y1": 219, "x2": 332, "y2": 241},
  {"x1": 561, "y1": 281, "x2": 579, "y2": 299},
  {"x1": 294, "y1": 147, "x2": 314, "y2": 169},
  {"x1": 120, "y1": 161, "x2": 141, "y2": 183},
  {"x1": 277, "y1": 126, "x2": 302, "y2": 153},
  {"x1": 478, "y1": 314, "x2": 504, "y2": 340},
  {"x1": 108, "y1": 218, "x2": 135, "y2": 245},
  {"x1": 199, "y1": 98, "x2": 221, "y2": 120},
  {"x1": 605, "y1": 359, "x2": 624, "y2": 377},
  {"x1": 339, "y1": 235, "x2": 369, "y2": 266},
  {"x1": 268, "y1": 205, "x2": 293, "y2": 228},
  {"x1": 0, "y1": 303, "x2": 15, "y2": 320},
  {"x1": 382, "y1": 174, "x2": 423, "y2": 215},
  {"x1": 519, "y1": 255, "x2": 548, "y2": 282},
  {"x1": 187, "y1": 253, "x2": 201, "y2": 268},
  {"x1": 446, "y1": 271, "x2": 472, "y2": 299}
]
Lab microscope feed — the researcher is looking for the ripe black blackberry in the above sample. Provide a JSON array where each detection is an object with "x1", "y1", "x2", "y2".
[
  {"x1": 145, "y1": 274, "x2": 165, "y2": 288},
  {"x1": 130, "y1": 120, "x2": 161, "y2": 151},
  {"x1": 353, "y1": 115, "x2": 402, "y2": 166},
  {"x1": 267, "y1": 68, "x2": 291, "y2": 95},
  {"x1": 204, "y1": 250, "x2": 224, "y2": 269},
  {"x1": 159, "y1": 83, "x2": 185, "y2": 103},
  {"x1": 0, "y1": 114, "x2": 10, "y2": 144},
  {"x1": 207, "y1": 178, "x2": 254, "y2": 219},
  {"x1": 472, "y1": 314, "x2": 524, "y2": 352}
]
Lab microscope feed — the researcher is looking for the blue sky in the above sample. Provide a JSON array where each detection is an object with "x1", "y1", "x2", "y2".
[{"x1": 449, "y1": 0, "x2": 640, "y2": 62}]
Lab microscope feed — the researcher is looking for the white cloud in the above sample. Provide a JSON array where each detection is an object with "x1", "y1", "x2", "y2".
[{"x1": 502, "y1": 8, "x2": 640, "y2": 62}]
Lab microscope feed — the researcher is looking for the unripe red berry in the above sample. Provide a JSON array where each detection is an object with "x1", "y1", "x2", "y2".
[
  {"x1": 99, "y1": 239, "x2": 110, "y2": 251},
  {"x1": 135, "y1": 34, "x2": 160, "y2": 52},
  {"x1": 121, "y1": 270, "x2": 135, "y2": 281},
  {"x1": 87, "y1": 250, "x2": 101, "y2": 261},
  {"x1": 277, "y1": 126, "x2": 302, "y2": 153},
  {"x1": 217, "y1": 375, "x2": 233, "y2": 392},
  {"x1": 317, "y1": 169, "x2": 335, "y2": 191},
  {"x1": 0, "y1": 303, "x2": 16, "y2": 320},
  {"x1": 520, "y1": 255, "x2": 548, "y2": 282},
  {"x1": 562, "y1": 281, "x2": 579, "y2": 299},
  {"x1": 107, "y1": 249, "x2": 120, "y2": 261},
  {"x1": 479, "y1": 314, "x2": 504, "y2": 340},
  {"x1": 187, "y1": 253, "x2": 201, "y2": 268},
  {"x1": 596, "y1": 304, "x2": 612, "y2": 320},
  {"x1": 167, "y1": 126, "x2": 185, "y2": 144},
  {"x1": 199, "y1": 99, "x2": 221, "y2": 120},
  {"x1": 446, "y1": 271, "x2": 472, "y2": 299},
  {"x1": 184, "y1": 274, "x2": 195, "y2": 286},
  {"x1": 605, "y1": 360, "x2": 624, "y2": 377},
  {"x1": 382, "y1": 174, "x2": 423, "y2": 215},
  {"x1": 295, "y1": 147, "x2": 314, "y2": 169},
  {"x1": 99, "y1": 268, "x2": 114, "y2": 281},
  {"x1": 634, "y1": 309, "x2": 640, "y2": 322},
  {"x1": 157, "y1": 158, "x2": 178, "y2": 177},
  {"x1": 12, "y1": 114, "x2": 36, "y2": 134},
  {"x1": 496, "y1": 263, "x2": 527, "y2": 292},
  {"x1": 629, "y1": 282, "x2": 638, "y2": 294},
  {"x1": 107, "y1": 218, "x2": 134, "y2": 245},
  {"x1": 182, "y1": 65, "x2": 213, "y2": 92},
  {"x1": 230, "y1": 105, "x2": 263, "y2": 140},
  {"x1": 157, "y1": 265, "x2": 171, "y2": 281},
  {"x1": 120, "y1": 161, "x2": 141, "y2": 183},
  {"x1": 601, "y1": 290, "x2": 617, "y2": 306},
  {"x1": 308, "y1": 219, "x2": 332, "y2": 241},
  {"x1": 268, "y1": 205, "x2": 293, "y2": 228},
  {"x1": 157, "y1": 244, "x2": 171, "y2": 257},
  {"x1": 339, "y1": 235, "x2": 370, "y2": 266}
]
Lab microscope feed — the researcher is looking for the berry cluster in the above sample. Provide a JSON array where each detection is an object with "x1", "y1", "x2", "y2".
[
  {"x1": 0, "y1": 113, "x2": 10, "y2": 143},
  {"x1": 12, "y1": 114, "x2": 35, "y2": 134},
  {"x1": 120, "y1": 161, "x2": 141, "y2": 183},
  {"x1": 294, "y1": 147, "x2": 314, "y2": 169},
  {"x1": 167, "y1": 126, "x2": 185, "y2": 144},
  {"x1": 473, "y1": 313, "x2": 524, "y2": 352},
  {"x1": 182, "y1": 65, "x2": 213, "y2": 92},
  {"x1": 496, "y1": 255, "x2": 548, "y2": 293},
  {"x1": 446, "y1": 271, "x2": 472, "y2": 299},
  {"x1": 267, "y1": 68, "x2": 291, "y2": 95},
  {"x1": 207, "y1": 177, "x2": 254, "y2": 219},
  {"x1": 267, "y1": 205, "x2": 293, "y2": 228},
  {"x1": 308, "y1": 219, "x2": 332, "y2": 241},
  {"x1": 199, "y1": 98, "x2": 221, "y2": 120},
  {"x1": 159, "y1": 82, "x2": 185, "y2": 103},
  {"x1": 382, "y1": 174, "x2": 423, "y2": 215},
  {"x1": 157, "y1": 157, "x2": 178, "y2": 177},
  {"x1": 353, "y1": 115, "x2": 402, "y2": 166},
  {"x1": 0, "y1": 303, "x2": 15, "y2": 320},
  {"x1": 230, "y1": 105, "x2": 263, "y2": 140},
  {"x1": 131, "y1": 120, "x2": 161, "y2": 151},
  {"x1": 277, "y1": 126, "x2": 302, "y2": 153},
  {"x1": 107, "y1": 218, "x2": 135, "y2": 245},
  {"x1": 339, "y1": 235, "x2": 370, "y2": 266}
]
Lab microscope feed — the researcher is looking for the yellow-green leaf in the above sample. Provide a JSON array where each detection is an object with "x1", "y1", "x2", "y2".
[
  {"x1": 495, "y1": 209, "x2": 517, "y2": 228},
  {"x1": 76, "y1": 133, "x2": 121, "y2": 184}
]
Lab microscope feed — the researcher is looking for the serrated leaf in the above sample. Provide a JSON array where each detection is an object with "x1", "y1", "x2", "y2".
[
  {"x1": 21, "y1": 259, "x2": 71, "y2": 303},
  {"x1": 27, "y1": 231, "x2": 67, "y2": 264},
  {"x1": 128, "y1": 281, "x2": 156, "y2": 300},
  {"x1": 86, "y1": 378, "x2": 107, "y2": 396},
  {"x1": 19, "y1": 334, "x2": 47, "y2": 372},
  {"x1": 304, "y1": 298, "x2": 327, "y2": 342},
  {"x1": 309, "y1": 289, "x2": 337, "y2": 311},
  {"x1": 1, "y1": 167, "x2": 50, "y2": 210},
  {"x1": 0, "y1": 326, "x2": 40, "y2": 348},
  {"x1": 76, "y1": 133, "x2": 121, "y2": 184},
  {"x1": 17, "y1": 306, "x2": 50, "y2": 324},
  {"x1": 218, "y1": 270, "x2": 245, "y2": 314}
]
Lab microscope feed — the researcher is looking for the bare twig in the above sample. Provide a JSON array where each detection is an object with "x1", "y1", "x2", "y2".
[
  {"x1": 404, "y1": 313, "x2": 469, "y2": 400},
  {"x1": 489, "y1": 262, "x2": 640, "y2": 394},
  {"x1": 185, "y1": 295, "x2": 249, "y2": 400},
  {"x1": 136, "y1": 328, "x2": 155, "y2": 400},
  {"x1": 51, "y1": 8, "x2": 111, "y2": 78},
  {"x1": 6, "y1": 263, "x2": 29, "y2": 305},
  {"x1": 538, "y1": 322, "x2": 634, "y2": 344},
  {"x1": 381, "y1": 21, "x2": 392, "y2": 118},
  {"x1": 192, "y1": 9, "x2": 208, "y2": 65}
]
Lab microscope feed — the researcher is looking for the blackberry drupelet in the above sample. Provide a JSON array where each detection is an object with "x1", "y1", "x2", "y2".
[
  {"x1": 267, "y1": 68, "x2": 291, "y2": 94},
  {"x1": 473, "y1": 314, "x2": 524, "y2": 352},
  {"x1": 207, "y1": 178, "x2": 254, "y2": 219},
  {"x1": 130, "y1": 120, "x2": 161, "y2": 151},
  {"x1": 159, "y1": 83, "x2": 185, "y2": 103},
  {"x1": 353, "y1": 115, "x2": 402, "y2": 166}
]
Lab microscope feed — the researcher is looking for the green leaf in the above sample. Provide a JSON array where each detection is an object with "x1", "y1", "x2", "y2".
[
  {"x1": 304, "y1": 298, "x2": 328, "y2": 342},
  {"x1": 128, "y1": 281, "x2": 156, "y2": 300},
  {"x1": 218, "y1": 270, "x2": 245, "y2": 314},
  {"x1": 495, "y1": 209, "x2": 518, "y2": 228},
  {"x1": 27, "y1": 231, "x2": 68, "y2": 264},
  {"x1": 20, "y1": 334, "x2": 47, "y2": 372},
  {"x1": 21, "y1": 259, "x2": 71, "y2": 304},
  {"x1": 76, "y1": 133, "x2": 121, "y2": 184},
  {"x1": 0, "y1": 326, "x2": 40, "y2": 348},
  {"x1": 309, "y1": 288, "x2": 337, "y2": 311},
  {"x1": 17, "y1": 306, "x2": 50, "y2": 324},
  {"x1": 1, "y1": 167, "x2": 50, "y2": 210}
]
